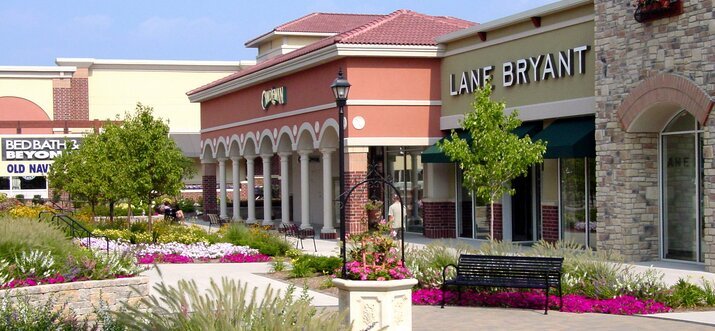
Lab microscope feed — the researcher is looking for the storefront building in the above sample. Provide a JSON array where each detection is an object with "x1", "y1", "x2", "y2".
[
  {"x1": 422, "y1": 0, "x2": 597, "y2": 247},
  {"x1": 0, "y1": 59, "x2": 251, "y2": 198},
  {"x1": 190, "y1": 10, "x2": 472, "y2": 237},
  {"x1": 594, "y1": 0, "x2": 715, "y2": 269}
]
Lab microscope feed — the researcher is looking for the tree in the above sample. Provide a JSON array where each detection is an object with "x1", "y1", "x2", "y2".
[
  {"x1": 438, "y1": 86, "x2": 546, "y2": 239},
  {"x1": 111, "y1": 103, "x2": 194, "y2": 229}
]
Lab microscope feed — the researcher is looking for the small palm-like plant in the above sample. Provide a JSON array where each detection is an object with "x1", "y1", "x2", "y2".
[{"x1": 113, "y1": 277, "x2": 347, "y2": 330}]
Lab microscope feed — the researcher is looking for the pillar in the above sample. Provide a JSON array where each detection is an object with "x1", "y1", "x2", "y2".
[
  {"x1": 299, "y1": 150, "x2": 311, "y2": 229},
  {"x1": 261, "y1": 153, "x2": 273, "y2": 226},
  {"x1": 201, "y1": 159, "x2": 218, "y2": 217},
  {"x1": 245, "y1": 155, "x2": 256, "y2": 224},
  {"x1": 320, "y1": 148, "x2": 336, "y2": 239},
  {"x1": 279, "y1": 152, "x2": 291, "y2": 224},
  {"x1": 231, "y1": 156, "x2": 241, "y2": 221},
  {"x1": 218, "y1": 158, "x2": 228, "y2": 220}
]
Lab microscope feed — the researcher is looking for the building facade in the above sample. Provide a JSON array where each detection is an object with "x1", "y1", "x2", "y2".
[
  {"x1": 0, "y1": 59, "x2": 252, "y2": 198},
  {"x1": 594, "y1": 0, "x2": 715, "y2": 269},
  {"x1": 191, "y1": 10, "x2": 472, "y2": 237}
]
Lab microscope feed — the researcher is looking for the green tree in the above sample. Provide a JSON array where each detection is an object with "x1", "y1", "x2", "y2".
[
  {"x1": 113, "y1": 103, "x2": 194, "y2": 229},
  {"x1": 438, "y1": 86, "x2": 546, "y2": 238}
]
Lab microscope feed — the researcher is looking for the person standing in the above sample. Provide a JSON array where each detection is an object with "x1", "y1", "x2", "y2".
[{"x1": 388, "y1": 194, "x2": 406, "y2": 236}]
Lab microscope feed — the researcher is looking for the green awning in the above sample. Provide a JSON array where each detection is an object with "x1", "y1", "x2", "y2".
[
  {"x1": 421, "y1": 131, "x2": 471, "y2": 163},
  {"x1": 421, "y1": 121, "x2": 543, "y2": 163},
  {"x1": 531, "y1": 116, "x2": 595, "y2": 159}
]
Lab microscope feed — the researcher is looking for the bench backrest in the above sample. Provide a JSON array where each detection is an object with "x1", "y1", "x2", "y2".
[
  {"x1": 207, "y1": 214, "x2": 220, "y2": 225},
  {"x1": 456, "y1": 254, "x2": 563, "y2": 285}
]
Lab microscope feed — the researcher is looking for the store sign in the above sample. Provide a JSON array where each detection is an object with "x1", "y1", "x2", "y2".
[
  {"x1": 0, "y1": 136, "x2": 82, "y2": 176},
  {"x1": 449, "y1": 45, "x2": 591, "y2": 96},
  {"x1": 261, "y1": 86, "x2": 287, "y2": 110}
]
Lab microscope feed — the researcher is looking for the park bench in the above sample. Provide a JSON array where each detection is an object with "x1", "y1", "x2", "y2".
[
  {"x1": 441, "y1": 254, "x2": 563, "y2": 314},
  {"x1": 206, "y1": 213, "x2": 228, "y2": 230},
  {"x1": 279, "y1": 222, "x2": 316, "y2": 252}
]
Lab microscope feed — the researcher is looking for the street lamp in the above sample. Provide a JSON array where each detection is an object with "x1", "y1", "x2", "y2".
[{"x1": 331, "y1": 68, "x2": 350, "y2": 279}]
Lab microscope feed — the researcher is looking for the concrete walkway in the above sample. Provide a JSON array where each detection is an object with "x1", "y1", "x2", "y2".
[{"x1": 140, "y1": 229, "x2": 715, "y2": 328}]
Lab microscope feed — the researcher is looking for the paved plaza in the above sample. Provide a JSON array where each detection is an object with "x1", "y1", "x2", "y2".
[{"x1": 141, "y1": 231, "x2": 715, "y2": 329}]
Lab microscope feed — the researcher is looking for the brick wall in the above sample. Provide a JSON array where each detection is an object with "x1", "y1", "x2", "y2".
[
  {"x1": 542, "y1": 205, "x2": 559, "y2": 242},
  {"x1": 53, "y1": 78, "x2": 89, "y2": 120},
  {"x1": 344, "y1": 171, "x2": 368, "y2": 235},
  {"x1": 202, "y1": 175, "x2": 217, "y2": 216},
  {"x1": 423, "y1": 201, "x2": 455, "y2": 238}
]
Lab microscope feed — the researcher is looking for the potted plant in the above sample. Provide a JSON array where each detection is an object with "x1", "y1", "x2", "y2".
[
  {"x1": 363, "y1": 199, "x2": 383, "y2": 230},
  {"x1": 633, "y1": 0, "x2": 682, "y2": 23},
  {"x1": 332, "y1": 218, "x2": 416, "y2": 330}
]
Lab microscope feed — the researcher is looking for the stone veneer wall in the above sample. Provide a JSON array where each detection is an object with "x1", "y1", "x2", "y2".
[
  {"x1": 0, "y1": 277, "x2": 149, "y2": 321},
  {"x1": 595, "y1": 1, "x2": 714, "y2": 265}
]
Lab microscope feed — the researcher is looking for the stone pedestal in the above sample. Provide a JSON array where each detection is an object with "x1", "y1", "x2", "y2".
[{"x1": 332, "y1": 278, "x2": 417, "y2": 331}]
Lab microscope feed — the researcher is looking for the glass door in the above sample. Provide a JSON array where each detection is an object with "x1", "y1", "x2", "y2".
[{"x1": 384, "y1": 147, "x2": 425, "y2": 233}]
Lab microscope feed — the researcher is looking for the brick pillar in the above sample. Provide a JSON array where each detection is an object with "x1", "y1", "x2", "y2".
[
  {"x1": 53, "y1": 68, "x2": 89, "y2": 121},
  {"x1": 541, "y1": 205, "x2": 559, "y2": 242},
  {"x1": 344, "y1": 171, "x2": 368, "y2": 235},
  {"x1": 423, "y1": 201, "x2": 456, "y2": 238},
  {"x1": 202, "y1": 160, "x2": 217, "y2": 217}
]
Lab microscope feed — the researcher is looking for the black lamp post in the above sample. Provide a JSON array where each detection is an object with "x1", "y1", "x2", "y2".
[{"x1": 331, "y1": 68, "x2": 350, "y2": 279}]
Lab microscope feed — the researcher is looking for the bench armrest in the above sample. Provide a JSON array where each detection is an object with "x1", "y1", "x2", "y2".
[{"x1": 442, "y1": 264, "x2": 458, "y2": 284}]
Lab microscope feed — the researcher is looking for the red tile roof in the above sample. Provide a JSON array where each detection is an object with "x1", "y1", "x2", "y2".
[
  {"x1": 245, "y1": 13, "x2": 383, "y2": 46},
  {"x1": 190, "y1": 10, "x2": 475, "y2": 97}
]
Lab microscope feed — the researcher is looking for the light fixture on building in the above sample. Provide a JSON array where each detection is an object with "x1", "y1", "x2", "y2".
[{"x1": 331, "y1": 68, "x2": 350, "y2": 278}]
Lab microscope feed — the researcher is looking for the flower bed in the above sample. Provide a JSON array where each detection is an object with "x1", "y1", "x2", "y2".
[
  {"x1": 413, "y1": 289, "x2": 671, "y2": 315},
  {"x1": 82, "y1": 237, "x2": 270, "y2": 264}
]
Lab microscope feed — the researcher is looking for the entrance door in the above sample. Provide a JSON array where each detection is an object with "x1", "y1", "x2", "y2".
[{"x1": 511, "y1": 169, "x2": 534, "y2": 242}]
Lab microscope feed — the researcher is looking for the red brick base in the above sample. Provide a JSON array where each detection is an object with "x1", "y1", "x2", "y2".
[
  {"x1": 202, "y1": 175, "x2": 217, "y2": 215},
  {"x1": 320, "y1": 232, "x2": 338, "y2": 240},
  {"x1": 542, "y1": 205, "x2": 559, "y2": 242},
  {"x1": 423, "y1": 201, "x2": 456, "y2": 238}
]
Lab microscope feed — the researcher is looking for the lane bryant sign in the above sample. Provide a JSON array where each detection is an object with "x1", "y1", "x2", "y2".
[
  {"x1": 1, "y1": 136, "x2": 82, "y2": 176},
  {"x1": 449, "y1": 45, "x2": 590, "y2": 95}
]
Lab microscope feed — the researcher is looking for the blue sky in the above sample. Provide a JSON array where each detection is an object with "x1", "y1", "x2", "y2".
[{"x1": 0, "y1": 0, "x2": 558, "y2": 66}]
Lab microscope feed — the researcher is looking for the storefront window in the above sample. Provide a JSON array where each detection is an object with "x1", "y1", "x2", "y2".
[
  {"x1": 20, "y1": 176, "x2": 47, "y2": 190},
  {"x1": 456, "y1": 168, "x2": 489, "y2": 240},
  {"x1": 661, "y1": 110, "x2": 702, "y2": 262},
  {"x1": 560, "y1": 157, "x2": 596, "y2": 249},
  {"x1": 384, "y1": 147, "x2": 424, "y2": 233},
  {"x1": 0, "y1": 177, "x2": 9, "y2": 190}
]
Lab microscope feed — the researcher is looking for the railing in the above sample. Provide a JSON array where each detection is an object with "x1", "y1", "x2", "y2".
[{"x1": 38, "y1": 210, "x2": 110, "y2": 253}]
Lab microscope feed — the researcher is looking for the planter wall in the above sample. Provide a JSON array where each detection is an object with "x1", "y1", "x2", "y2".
[
  {"x1": 332, "y1": 278, "x2": 417, "y2": 331},
  {"x1": 0, "y1": 276, "x2": 149, "y2": 320}
]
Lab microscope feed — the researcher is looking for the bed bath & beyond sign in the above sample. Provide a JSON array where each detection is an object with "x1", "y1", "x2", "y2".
[{"x1": 1, "y1": 137, "x2": 82, "y2": 176}]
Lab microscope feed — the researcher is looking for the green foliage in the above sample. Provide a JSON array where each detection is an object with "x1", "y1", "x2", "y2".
[
  {"x1": 0, "y1": 217, "x2": 84, "y2": 262},
  {"x1": 406, "y1": 240, "x2": 476, "y2": 288},
  {"x1": 666, "y1": 279, "x2": 709, "y2": 308},
  {"x1": 270, "y1": 258, "x2": 287, "y2": 273},
  {"x1": 222, "y1": 224, "x2": 291, "y2": 256},
  {"x1": 289, "y1": 255, "x2": 342, "y2": 278},
  {"x1": 438, "y1": 86, "x2": 546, "y2": 237},
  {"x1": 0, "y1": 295, "x2": 89, "y2": 331},
  {"x1": 112, "y1": 278, "x2": 347, "y2": 331}
]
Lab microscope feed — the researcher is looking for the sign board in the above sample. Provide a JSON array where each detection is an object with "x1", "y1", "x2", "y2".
[
  {"x1": 0, "y1": 135, "x2": 83, "y2": 176},
  {"x1": 261, "y1": 86, "x2": 287, "y2": 110}
]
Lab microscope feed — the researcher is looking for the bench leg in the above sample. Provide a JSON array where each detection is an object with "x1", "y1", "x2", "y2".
[
  {"x1": 544, "y1": 287, "x2": 549, "y2": 315},
  {"x1": 312, "y1": 237, "x2": 317, "y2": 252},
  {"x1": 441, "y1": 286, "x2": 446, "y2": 309},
  {"x1": 559, "y1": 285, "x2": 563, "y2": 311}
]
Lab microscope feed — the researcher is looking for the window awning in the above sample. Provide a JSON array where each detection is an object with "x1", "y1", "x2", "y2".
[
  {"x1": 531, "y1": 116, "x2": 595, "y2": 159},
  {"x1": 421, "y1": 121, "x2": 543, "y2": 163}
]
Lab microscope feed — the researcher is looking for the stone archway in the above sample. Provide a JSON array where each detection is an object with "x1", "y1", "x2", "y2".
[{"x1": 617, "y1": 74, "x2": 714, "y2": 133}]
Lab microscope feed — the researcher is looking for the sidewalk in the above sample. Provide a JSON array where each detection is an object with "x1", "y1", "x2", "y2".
[{"x1": 143, "y1": 225, "x2": 715, "y2": 327}]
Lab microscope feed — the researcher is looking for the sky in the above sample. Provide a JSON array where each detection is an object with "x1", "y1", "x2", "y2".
[{"x1": 0, "y1": 0, "x2": 559, "y2": 66}]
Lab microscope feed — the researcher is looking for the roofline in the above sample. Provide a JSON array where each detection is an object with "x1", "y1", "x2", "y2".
[
  {"x1": 245, "y1": 31, "x2": 337, "y2": 48},
  {"x1": 55, "y1": 58, "x2": 255, "y2": 71},
  {"x1": 436, "y1": 0, "x2": 592, "y2": 43},
  {"x1": 0, "y1": 66, "x2": 76, "y2": 78},
  {"x1": 188, "y1": 43, "x2": 442, "y2": 103}
]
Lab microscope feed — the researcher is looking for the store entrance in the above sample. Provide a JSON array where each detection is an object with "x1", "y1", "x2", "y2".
[{"x1": 511, "y1": 168, "x2": 535, "y2": 242}]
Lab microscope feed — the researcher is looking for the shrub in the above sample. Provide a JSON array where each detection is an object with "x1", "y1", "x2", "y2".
[
  {"x1": 406, "y1": 240, "x2": 475, "y2": 288},
  {"x1": 8, "y1": 204, "x2": 53, "y2": 219},
  {"x1": 32, "y1": 195, "x2": 44, "y2": 205},
  {"x1": 0, "y1": 217, "x2": 84, "y2": 262},
  {"x1": 222, "y1": 223, "x2": 291, "y2": 256},
  {"x1": 666, "y1": 279, "x2": 707, "y2": 308},
  {"x1": 112, "y1": 278, "x2": 347, "y2": 330},
  {"x1": 0, "y1": 295, "x2": 89, "y2": 330},
  {"x1": 289, "y1": 255, "x2": 341, "y2": 278}
]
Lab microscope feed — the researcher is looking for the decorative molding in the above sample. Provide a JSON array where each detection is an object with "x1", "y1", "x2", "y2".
[
  {"x1": 440, "y1": 97, "x2": 595, "y2": 130},
  {"x1": 345, "y1": 137, "x2": 441, "y2": 146},
  {"x1": 201, "y1": 103, "x2": 334, "y2": 134},
  {"x1": 0, "y1": 66, "x2": 76, "y2": 79},
  {"x1": 347, "y1": 99, "x2": 442, "y2": 106},
  {"x1": 55, "y1": 58, "x2": 253, "y2": 72},
  {"x1": 442, "y1": 15, "x2": 594, "y2": 58}
]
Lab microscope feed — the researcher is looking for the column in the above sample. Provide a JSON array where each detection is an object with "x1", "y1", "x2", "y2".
[
  {"x1": 231, "y1": 156, "x2": 241, "y2": 221},
  {"x1": 261, "y1": 154, "x2": 273, "y2": 226},
  {"x1": 245, "y1": 155, "x2": 256, "y2": 224},
  {"x1": 410, "y1": 151, "x2": 422, "y2": 222},
  {"x1": 321, "y1": 148, "x2": 336, "y2": 238},
  {"x1": 299, "y1": 151, "x2": 311, "y2": 229},
  {"x1": 218, "y1": 158, "x2": 228, "y2": 220},
  {"x1": 278, "y1": 152, "x2": 291, "y2": 224},
  {"x1": 201, "y1": 159, "x2": 218, "y2": 217}
]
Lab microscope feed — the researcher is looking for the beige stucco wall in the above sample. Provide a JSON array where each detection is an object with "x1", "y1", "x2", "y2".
[
  {"x1": 88, "y1": 69, "x2": 235, "y2": 133},
  {"x1": 0, "y1": 78, "x2": 54, "y2": 119},
  {"x1": 441, "y1": 11, "x2": 594, "y2": 117}
]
